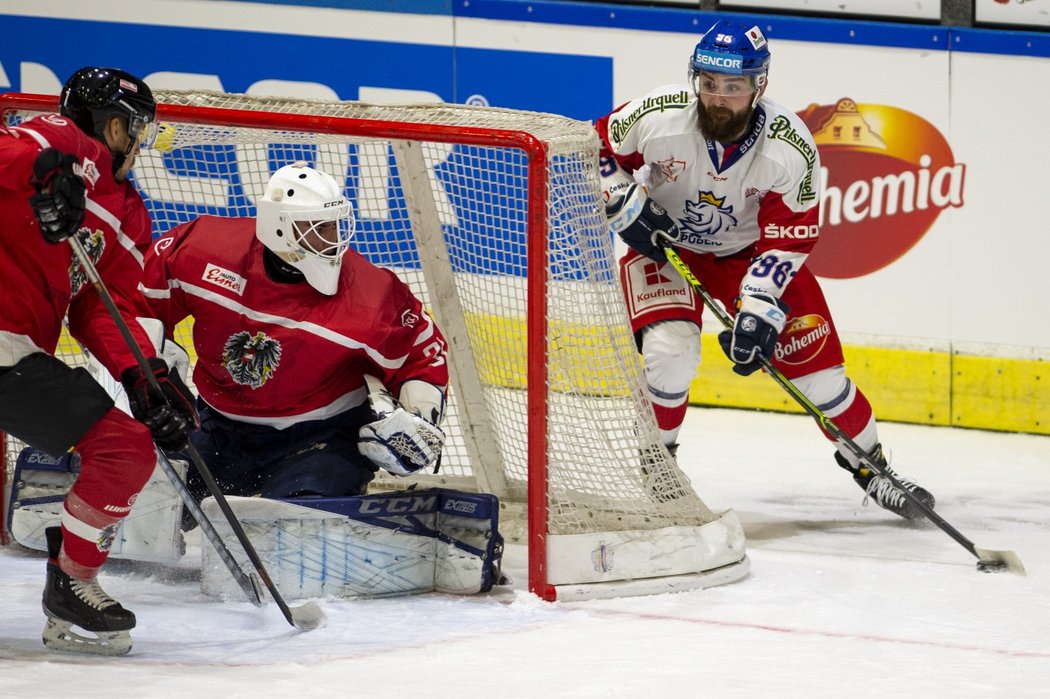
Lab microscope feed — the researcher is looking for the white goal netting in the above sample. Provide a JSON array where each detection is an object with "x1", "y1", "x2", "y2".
[{"x1": 2, "y1": 92, "x2": 746, "y2": 598}]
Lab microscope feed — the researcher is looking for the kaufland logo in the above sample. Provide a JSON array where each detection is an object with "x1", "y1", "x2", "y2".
[{"x1": 798, "y1": 98, "x2": 966, "y2": 278}]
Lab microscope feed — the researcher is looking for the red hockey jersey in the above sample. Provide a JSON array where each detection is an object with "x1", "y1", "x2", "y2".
[
  {"x1": 140, "y1": 216, "x2": 449, "y2": 428},
  {"x1": 0, "y1": 113, "x2": 154, "y2": 376}
]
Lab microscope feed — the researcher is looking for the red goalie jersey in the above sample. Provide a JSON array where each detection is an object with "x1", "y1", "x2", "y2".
[{"x1": 140, "y1": 216, "x2": 449, "y2": 428}]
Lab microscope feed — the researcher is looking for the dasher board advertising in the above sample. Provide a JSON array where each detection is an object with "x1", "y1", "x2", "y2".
[{"x1": 718, "y1": 0, "x2": 940, "y2": 20}]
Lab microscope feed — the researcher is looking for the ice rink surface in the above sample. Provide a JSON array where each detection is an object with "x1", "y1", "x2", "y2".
[{"x1": 2, "y1": 406, "x2": 1048, "y2": 698}]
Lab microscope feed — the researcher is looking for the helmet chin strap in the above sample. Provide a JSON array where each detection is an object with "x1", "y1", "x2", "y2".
[
  {"x1": 262, "y1": 247, "x2": 306, "y2": 283},
  {"x1": 100, "y1": 125, "x2": 139, "y2": 177},
  {"x1": 750, "y1": 75, "x2": 767, "y2": 110},
  {"x1": 109, "y1": 150, "x2": 127, "y2": 177}
]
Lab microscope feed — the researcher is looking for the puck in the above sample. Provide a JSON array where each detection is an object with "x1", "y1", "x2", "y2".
[{"x1": 977, "y1": 560, "x2": 1007, "y2": 573}]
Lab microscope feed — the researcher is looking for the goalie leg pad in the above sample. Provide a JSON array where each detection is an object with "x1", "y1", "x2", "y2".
[
  {"x1": 200, "y1": 489, "x2": 503, "y2": 600},
  {"x1": 7, "y1": 448, "x2": 79, "y2": 549},
  {"x1": 9, "y1": 446, "x2": 186, "y2": 562}
]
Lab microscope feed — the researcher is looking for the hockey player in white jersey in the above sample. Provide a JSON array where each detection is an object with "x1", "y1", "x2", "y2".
[{"x1": 596, "y1": 20, "x2": 934, "y2": 519}]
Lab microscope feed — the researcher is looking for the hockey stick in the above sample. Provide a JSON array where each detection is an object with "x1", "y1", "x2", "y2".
[
  {"x1": 660, "y1": 242, "x2": 1025, "y2": 575},
  {"x1": 67, "y1": 235, "x2": 326, "y2": 628},
  {"x1": 153, "y1": 449, "x2": 265, "y2": 606}
]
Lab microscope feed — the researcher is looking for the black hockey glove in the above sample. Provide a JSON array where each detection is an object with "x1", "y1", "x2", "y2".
[
  {"x1": 121, "y1": 358, "x2": 199, "y2": 451},
  {"x1": 29, "y1": 148, "x2": 86, "y2": 244},
  {"x1": 718, "y1": 293, "x2": 790, "y2": 376}
]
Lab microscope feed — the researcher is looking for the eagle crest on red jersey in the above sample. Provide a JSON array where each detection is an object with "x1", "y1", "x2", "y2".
[{"x1": 222, "y1": 330, "x2": 282, "y2": 389}]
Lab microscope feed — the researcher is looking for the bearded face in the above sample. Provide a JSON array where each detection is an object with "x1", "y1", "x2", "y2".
[
  {"x1": 692, "y1": 70, "x2": 764, "y2": 143},
  {"x1": 696, "y1": 99, "x2": 755, "y2": 143}
]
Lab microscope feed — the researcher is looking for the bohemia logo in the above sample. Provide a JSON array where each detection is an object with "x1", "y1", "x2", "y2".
[
  {"x1": 797, "y1": 98, "x2": 966, "y2": 278},
  {"x1": 775, "y1": 314, "x2": 831, "y2": 366}
]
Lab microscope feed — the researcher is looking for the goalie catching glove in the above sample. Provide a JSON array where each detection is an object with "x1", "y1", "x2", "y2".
[
  {"x1": 359, "y1": 407, "x2": 445, "y2": 477},
  {"x1": 601, "y1": 156, "x2": 679, "y2": 262}
]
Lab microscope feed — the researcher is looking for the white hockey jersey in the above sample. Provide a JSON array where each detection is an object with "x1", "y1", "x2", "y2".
[{"x1": 597, "y1": 85, "x2": 822, "y2": 298}]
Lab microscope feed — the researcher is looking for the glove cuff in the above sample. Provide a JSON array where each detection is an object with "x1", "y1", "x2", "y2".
[{"x1": 738, "y1": 293, "x2": 788, "y2": 333}]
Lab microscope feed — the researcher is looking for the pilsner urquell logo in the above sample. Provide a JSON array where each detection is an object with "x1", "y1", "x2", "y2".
[{"x1": 798, "y1": 98, "x2": 965, "y2": 278}]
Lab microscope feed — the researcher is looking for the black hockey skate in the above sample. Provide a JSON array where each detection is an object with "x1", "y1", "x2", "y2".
[
  {"x1": 835, "y1": 445, "x2": 935, "y2": 521},
  {"x1": 41, "y1": 527, "x2": 135, "y2": 656},
  {"x1": 640, "y1": 443, "x2": 688, "y2": 503}
]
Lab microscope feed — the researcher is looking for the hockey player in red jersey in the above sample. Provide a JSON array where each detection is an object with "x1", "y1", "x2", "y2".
[
  {"x1": 140, "y1": 162, "x2": 449, "y2": 503},
  {"x1": 0, "y1": 67, "x2": 196, "y2": 655},
  {"x1": 596, "y1": 21, "x2": 934, "y2": 519}
]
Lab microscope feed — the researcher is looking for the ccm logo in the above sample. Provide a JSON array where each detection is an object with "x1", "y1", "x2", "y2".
[{"x1": 764, "y1": 223, "x2": 818, "y2": 239}]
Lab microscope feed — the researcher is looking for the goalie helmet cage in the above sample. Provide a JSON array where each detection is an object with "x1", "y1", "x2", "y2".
[{"x1": 0, "y1": 91, "x2": 747, "y2": 600}]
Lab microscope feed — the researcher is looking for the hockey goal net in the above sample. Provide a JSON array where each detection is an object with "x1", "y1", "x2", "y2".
[{"x1": 1, "y1": 91, "x2": 746, "y2": 600}]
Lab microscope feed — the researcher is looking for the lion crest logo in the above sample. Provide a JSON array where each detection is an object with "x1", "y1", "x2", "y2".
[
  {"x1": 68, "y1": 229, "x2": 105, "y2": 296},
  {"x1": 680, "y1": 191, "x2": 738, "y2": 239},
  {"x1": 222, "y1": 331, "x2": 281, "y2": 389}
]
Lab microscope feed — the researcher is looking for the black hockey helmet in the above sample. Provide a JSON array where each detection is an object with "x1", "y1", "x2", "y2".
[{"x1": 59, "y1": 67, "x2": 157, "y2": 154}]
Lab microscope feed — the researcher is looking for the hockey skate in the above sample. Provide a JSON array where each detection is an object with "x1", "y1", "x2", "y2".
[
  {"x1": 640, "y1": 443, "x2": 687, "y2": 503},
  {"x1": 836, "y1": 445, "x2": 935, "y2": 521},
  {"x1": 41, "y1": 527, "x2": 135, "y2": 656}
]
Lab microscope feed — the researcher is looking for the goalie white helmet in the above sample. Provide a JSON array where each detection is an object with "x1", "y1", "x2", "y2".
[{"x1": 256, "y1": 162, "x2": 354, "y2": 295}]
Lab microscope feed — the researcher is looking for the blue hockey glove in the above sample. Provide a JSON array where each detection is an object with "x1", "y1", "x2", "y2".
[
  {"x1": 602, "y1": 159, "x2": 679, "y2": 262},
  {"x1": 718, "y1": 293, "x2": 790, "y2": 376}
]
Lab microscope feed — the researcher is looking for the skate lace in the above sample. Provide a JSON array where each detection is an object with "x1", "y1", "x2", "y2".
[
  {"x1": 70, "y1": 578, "x2": 118, "y2": 611},
  {"x1": 862, "y1": 467, "x2": 919, "y2": 509}
]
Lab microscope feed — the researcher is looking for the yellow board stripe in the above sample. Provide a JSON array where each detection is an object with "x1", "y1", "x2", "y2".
[
  {"x1": 67, "y1": 318, "x2": 1046, "y2": 435},
  {"x1": 689, "y1": 333, "x2": 1048, "y2": 435}
]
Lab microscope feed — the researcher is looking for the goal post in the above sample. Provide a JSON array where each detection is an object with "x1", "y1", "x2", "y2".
[{"x1": 0, "y1": 91, "x2": 748, "y2": 600}]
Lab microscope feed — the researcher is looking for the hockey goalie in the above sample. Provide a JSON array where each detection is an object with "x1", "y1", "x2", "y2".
[{"x1": 8, "y1": 162, "x2": 504, "y2": 617}]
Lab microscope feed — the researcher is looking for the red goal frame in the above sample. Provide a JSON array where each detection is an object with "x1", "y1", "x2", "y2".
[{"x1": 0, "y1": 93, "x2": 558, "y2": 596}]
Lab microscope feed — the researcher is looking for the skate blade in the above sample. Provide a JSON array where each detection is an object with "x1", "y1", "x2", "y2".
[{"x1": 42, "y1": 616, "x2": 132, "y2": 656}]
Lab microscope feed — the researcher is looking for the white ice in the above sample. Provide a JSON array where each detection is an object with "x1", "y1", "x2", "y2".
[{"x1": 2, "y1": 406, "x2": 1048, "y2": 697}]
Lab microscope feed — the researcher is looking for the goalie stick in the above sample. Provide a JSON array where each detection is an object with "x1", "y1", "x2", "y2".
[
  {"x1": 67, "y1": 235, "x2": 326, "y2": 629},
  {"x1": 660, "y1": 242, "x2": 1025, "y2": 576}
]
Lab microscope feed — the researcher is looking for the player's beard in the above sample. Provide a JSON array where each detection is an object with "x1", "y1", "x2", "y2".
[{"x1": 696, "y1": 101, "x2": 754, "y2": 144}]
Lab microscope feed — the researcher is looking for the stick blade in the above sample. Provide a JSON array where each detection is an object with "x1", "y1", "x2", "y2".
[
  {"x1": 290, "y1": 601, "x2": 327, "y2": 631},
  {"x1": 974, "y1": 547, "x2": 1026, "y2": 576}
]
